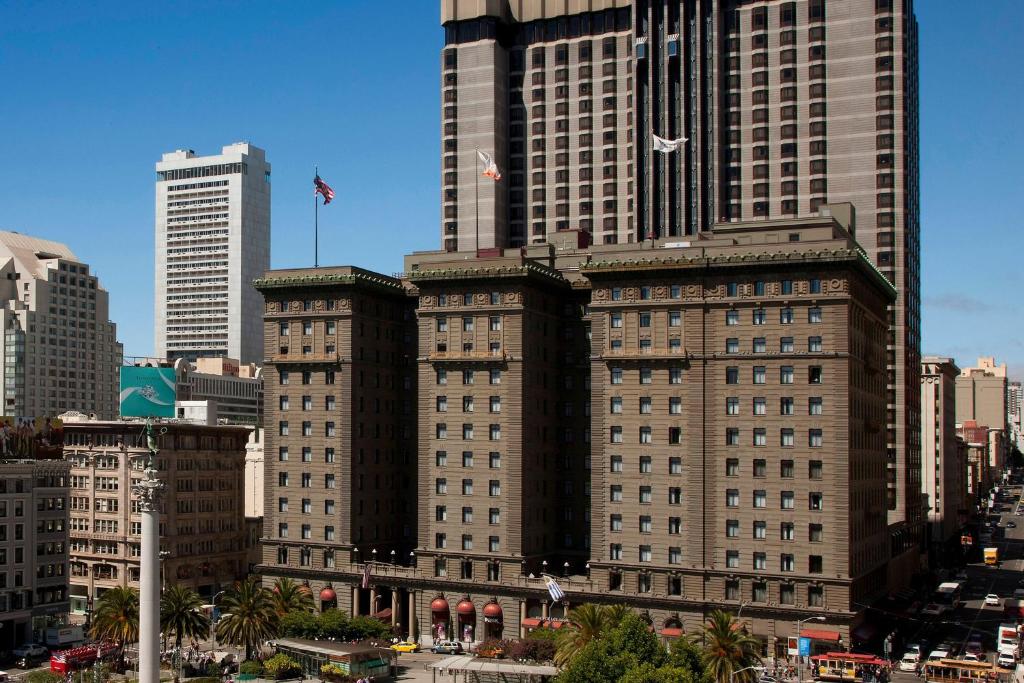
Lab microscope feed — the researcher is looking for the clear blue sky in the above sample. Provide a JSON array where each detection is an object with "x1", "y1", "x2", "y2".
[{"x1": 0, "y1": 2, "x2": 1020, "y2": 375}]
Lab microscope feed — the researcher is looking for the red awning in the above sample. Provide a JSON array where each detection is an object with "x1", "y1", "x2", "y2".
[
  {"x1": 521, "y1": 617, "x2": 543, "y2": 628},
  {"x1": 373, "y1": 608, "x2": 392, "y2": 621},
  {"x1": 547, "y1": 620, "x2": 569, "y2": 629},
  {"x1": 801, "y1": 629, "x2": 841, "y2": 642},
  {"x1": 660, "y1": 628, "x2": 684, "y2": 638}
]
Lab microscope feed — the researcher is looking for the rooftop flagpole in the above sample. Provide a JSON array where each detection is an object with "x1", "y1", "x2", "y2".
[{"x1": 314, "y1": 165, "x2": 319, "y2": 268}]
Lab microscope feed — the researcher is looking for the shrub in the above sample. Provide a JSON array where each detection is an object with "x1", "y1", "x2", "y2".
[
  {"x1": 26, "y1": 672, "x2": 64, "y2": 683},
  {"x1": 509, "y1": 637, "x2": 556, "y2": 663},
  {"x1": 240, "y1": 660, "x2": 265, "y2": 676},
  {"x1": 280, "y1": 609, "x2": 319, "y2": 639},
  {"x1": 347, "y1": 615, "x2": 392, "y2": 641},
  {"x1": 317, "y1": 609, "x2": 350, "y2": 639},
  {"x1": 263, "y1": 653, "x2": 302, "y2": 680},
  {"x1": 319, "y1": 663, "x2": 356, "y2": 682},
  {"x1": 474, "y1": 638, "x2": 507, "y2": 659},
  {"x1": 526, "y1": 627, "x2": 558, "y2": 643},
  {"x1": 189, "y1": 678, "x2": 222, "y2": 683}
]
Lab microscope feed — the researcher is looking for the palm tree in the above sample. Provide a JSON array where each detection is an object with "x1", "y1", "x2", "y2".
[
  {"x1": 160, "y1": 585, "x2": 211, "y2": 681},
  {"x1": 554, "y1": 603, "x2": 628, "y2": 666},
  {"x1": 270, "y1": 577, "x2": 313, "y2": 616},
  {"x1": 695, "y1": 610, "x2": 763, "y2": 683},
  {"x1": 89, "y1": 586, "x2": 139, "y2": 672},
  {"x1": 215, "y1": 577, "x2": 278, "y2": 660}
]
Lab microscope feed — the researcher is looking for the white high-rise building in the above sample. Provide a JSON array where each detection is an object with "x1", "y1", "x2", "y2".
[
  {"x1": 155, "y1": 143, "x2": 270, "y2": 365},
  {"x1": 0, "y1": 231, "x2": 123, "y2": 417}
]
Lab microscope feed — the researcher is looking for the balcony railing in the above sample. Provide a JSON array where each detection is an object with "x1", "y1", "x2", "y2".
[
  {"x1": 426, "y1": 350, "x2": 513, "y2": 362},
  {"x1": 597, "y1": 347, "x2": 687, "y2": 360}
]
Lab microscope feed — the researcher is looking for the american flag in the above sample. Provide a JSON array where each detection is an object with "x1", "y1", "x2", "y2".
[{"x1": 314, "y1": 175, "x2": 335, "y2": 204}]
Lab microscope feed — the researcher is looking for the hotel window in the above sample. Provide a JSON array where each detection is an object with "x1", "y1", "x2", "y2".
[
  {"x1": 781, "y1": 491, "x2": 795, "y2": 509},
  {"x1": 753, "y1": 397, "x2": 766, "y2": 415},
  {"x1": 639, "y1": 487, "x2": 652, "y2": 504},
  {"x1": 726, "y1": 459, "x2": 739, "y2": 477},
  {"x1": 753, "y1": 553, "x2": 767, "y2": 571},
  {"x1": 639, "y1": 313, "x2": 651, "y2": 328},
  {"x1": 639, "y1": 546, "x2": 652, "y2": 563},
  {"x1": 780, "y1": 308, "x2": 794, "y2": 324},
  {"x1": 725, "y1": 580, "x2": 740, "y2": 601},
  {"x1": 489, "y1": 316, "x2": 501, "y2": 332},
  {"x1": 808, "y1": 336, "x2": 822, "y2": 353},
  {"x1": 752, "y1": 308, "x2": 766, "y2": 325},
  {"x1": 302, "y1": 499, "x2": 311, "y2": 514},
  {"x1": 809, "y1": 366, "x2": 823, "y2": 384},
  {"x1": 462, "y1": 507, "x2": 473, "y2": 524},
  {"x1": 726, "y1": 519, "x2": 739, "y2": 537},
  {"x1": 669, "y1": 547, "x2": 682, "y2": 565},
  {"x1": 489, "y1": 396, "x2": 501, "y2": 413},
  {"x1": 462, "y1": 451, "x2": 474, "y2": 468},
  {"x1": 302, "y1": 422, "x2": 312, "y2": 436},
  {"x1": 434, "y1": 558, "x2": 447, "y2": 577},
  {"x1": 810, "y1": 460, "x2": 823, "y2": 479},
  {"x1": 809, "y1": 307, "x2": 822, "y2": 323},
  {"x1": 809, "y1": 556, "x2": 823, "y2": 573},
  {"x1": 609, "y1": 544, "x2": 622, "y2": 560},
  {"x1": 325, "y1": 474, "x2": 335, "y2": 489},
  {"x1": 809, "y1": 397, "x2": 823, "y2": 415},
  {"x1": 781, "y1": 523, "x2": 795, "y2": 540},
  {"x1": 753, "y1": 490, "x2": 767, "y2": 508},
  {"x1": 436, "y1": 369, "x2": 447, "y2": 384},
  {"x1": 461, "y1": 479, "x2": 473, "y2": 495},
  {"x1": 640, "y1": 368, "x2": 652, "y2": 384},
  {"x1": 611, "y1": 368, "x2": 623, "y2": 384},
  {"x1": 610, "y1": 455, "x2": 623, "y2": 473},
  {"x1": 489, "y1": 481, "x2": 500, "y2": 496},
  {"x1": 669, "y1": 457, "x2": 682, "y2": 474},
  {"x1": 302, "y1": 396, "x2": 312, "y2": 411},
  {"x1": 781, "y1": 429, "x2": 794, "y2": 447},
  {"x1": 780, "y1": 337, "x2": 794, "y2": 353},
  {"x1": 463, "y1": 370, "x2": 474, "y2": 385},
  {"x1": 610, "y1": 515, "x2": 622, "y2": 532},
  {"x1": 436, "y1": 506, "x2": 447, "y2": 522},
  {"x1": 639, "y1": 456, "x2": 652, "y2": 474},
  {"x1": 325, "y1": 526, "x2": 335, "y2": 541},
  {"x1": 279, "y1": 396, "x2": 289, "y2": 410},
  {"x1": 326, "y1": 395, "x2": 336, "y2": 410},
  {"x1": 726, "y1": 550, "x2": 739, "y2": 568},
  {"x1": 279, "y1": 369, "x2": 290, "y2": 384},
  {"x1": 669, "y1": 311, "x2": 681, "y2": 327},
  {"x1": 278, "y1": 447, "x2": 288, "y2": 461},
  {"x1": 781, "y1": 366, "x2": 794, "y2": 384},
  {"x1": 279, "y1": 323, "x2": 289, "y2": 338},
  {"x1": 726, "y1": 489, "x2": 739, "y2": 507},
  {"x1": 726, "y1": 338, "x2": 739, "y2": 354},
  {"x1": 726, "y1": 428, "x2": 740, "y2": 446},
  {"x1": 489, "y1": 508, "x2": 500, "y2": 525},
  {"x1": 325, "y1": 422, "x2": 335, "y2": 437},
  {"x1": 435, "y1": 450, "x2": 448, "y2": 467},
  {"x1": 726, "y1": 367, "x2": 739, "y2": 384},
  {"x1": 781, "y1": 460, "x2": 795, "y2": 478},
  {"x1": 639, "y1": 427, "x2": 652, "y2": 444},
  {"x1": 462, "y1": 424, "x2": 474, "y2": 440},
  {"x1": 488, "y1": 424, "x2": 501, "y2": 440},
  {"x1": 754, "y1": 520, "x2": 767, "y2": 540},
  {"x1": 781, "y1": 554, "x2": 795, "y2": 572},
  {"x1": 753, "y1": 459, "x2": 767, "y2": 478},
  {"x1": 610, "y1": 485, "x2": 622, "y2": 502},
  {"x1": 810, "y1": 492, "x2": 823, "y2": 510},
  {"x1": 303, "y1": 321, "x2": 313, "y2": 335},
  {"x1": 610, "y1": 427, "x2": 623, "y2": 444},
  {"x1": 726, "y1": 310, "x2": 739, "y2": 326},
  {"x1": 462, "y1": 396, "x2": 473, "y2": 412},
  {"x1": 810, "y1": 524, "x2": 823, "y2": 542},
  {"x1": 781, "y1": 397, "x2": 794, "y2": 415},
  {"x1": 462, "y1": 317, "x2": 474, "y2": 332},
  {"x1": 435, "y1": 478, "x2": 447, "y2": 494},
  {"x1": 726, "y1": 397, "x2": 739, "y2": 415},
  {"x1": 668, "y1": 487, "x2": 682, "y2": 505},
  {"x1": 670, "y1": 368, "x2": 683, "y2": 384},
  {"x1": 727, "y1": 282, "x2": 738, "y2": 297},
  {"x1": 753, "y1": 337, "x2": 766, "y2": 353},
  {"x1": 489, "y1": 369, "x2": 501, "y2": 384},
  {"x1": 436, "y1": 396, "x2": 448, "y2": 412},
  {"x1": 808, "y1": 586, "x2": 823, "y2": 607},
  {"x1": 809, "y1": 430, "x2": 823, "y2": 447},
  {"x1": 639, "y1": 516, "x2": 652, "y2": 533},
  {"x1": 753, "y1": 367, "x2": 766, "y2": 384}
]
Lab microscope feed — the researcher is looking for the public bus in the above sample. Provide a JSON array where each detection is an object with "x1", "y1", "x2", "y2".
[
  {"x1": 810, "y1": 652, "x2": 890, "y2": 682},
  {"x1": 50, "y1": 643, "x2": 119, "y2": 674},
  {"x1": 923, "y1": 658, "x2": 1006, "y2": 683}
]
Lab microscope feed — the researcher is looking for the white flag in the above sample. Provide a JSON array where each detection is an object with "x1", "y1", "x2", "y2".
[
  {"x1": 653, "y1": 134, "x2": 688, "y2": 153},
  {"x1": 544, "y1": 575, "x2": 566, "y2": 602},
  {"x1": 477, "y1": 150, "x2": 502, "y2": 181}
]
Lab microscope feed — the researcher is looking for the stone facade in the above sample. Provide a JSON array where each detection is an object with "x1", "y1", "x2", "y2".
[{"x1": 258, "y1": 211, "x2": 895, "y2": 651}]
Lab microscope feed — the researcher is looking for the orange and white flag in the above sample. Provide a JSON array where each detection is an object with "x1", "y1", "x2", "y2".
[{"x1": 477, "y1": 150, "x2": 502, "y2": 181}]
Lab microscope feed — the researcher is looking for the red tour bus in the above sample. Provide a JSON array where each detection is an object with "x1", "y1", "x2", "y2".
[{"x1": 50, "y1": 643, "x2": 119, "y2": 674}]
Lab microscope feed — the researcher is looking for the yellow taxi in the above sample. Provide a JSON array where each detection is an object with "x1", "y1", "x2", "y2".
[{"x1": 390, "y1": 640, "x2": 421, "y2": 653}]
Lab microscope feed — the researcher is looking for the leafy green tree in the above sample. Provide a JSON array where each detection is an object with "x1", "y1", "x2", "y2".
[
  {"x1": 316, "y1": 609, "x2": 350, "y2": 639},
  {"x1": 669, "y1": 636, "x2": 710, "y2": 680},
  {"x1": 621, "y1": 662, "x2": 700, "y2": 683},
  {"x1": 348, "y1": 614, "x2": 393, "y2": 641},
  {"x1": 694, "y1": 610, "x2": 763, "y2": 683},
  {"x1": 215, "y1": 577, "x2": 278, "y2": 660},
  {"x1": 606, "y1": 612, "x2": 666, "y2": 668},
  {"x1": 89, "y1": 585, "x2": 139, "y2": 671},
  {"x1": 554, "y1": 603, "x2": 617, "y2": 666},
  {"x1": 270, "y1": 577, "x2": 313, "y2": 616},
  {"x1": 279, "y1": 609, "x2": 319, "y2": 639}
]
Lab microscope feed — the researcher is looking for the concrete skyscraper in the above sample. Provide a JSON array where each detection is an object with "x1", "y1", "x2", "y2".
[
  {"x1": 0, "y1": 231, "x2": 122, "y2": 418},
  {"x1": 154, "y1": 143, "x2": 271, "y2": 365},
  {"x1": 439, "y1": 0, "x2": 921, "y2": 570}
]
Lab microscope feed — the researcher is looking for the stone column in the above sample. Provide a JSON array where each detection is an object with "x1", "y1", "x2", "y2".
[
  {"x1": 132, "y1": 429, "x2": 165, "y2": 683},
  {"x1": 519, "y1": 601, "x2": 528, "y2": 639},
  {"x1": 541, "y1": 600, "x2": 549, "y2": 619},
  {"x1": 370, "y1": 587, "x2": 378, "y2": 616},
  {"x1": 391, "y1": 590, "x2": 399, "y2": 627},
  {"x1": 352, "y1": 587, "x2": 360, "y2": 616},
  {"x1": 408, "y1": 592, "x2": 417, "y2": 641}
]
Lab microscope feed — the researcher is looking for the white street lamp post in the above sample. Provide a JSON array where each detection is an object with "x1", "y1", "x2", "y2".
[
  {"x1": 731, "y1": 665, "x2": 766, "y2": 683},
  {"x1": 796, "y1": 616, "x2": 826, "y2": 683}
]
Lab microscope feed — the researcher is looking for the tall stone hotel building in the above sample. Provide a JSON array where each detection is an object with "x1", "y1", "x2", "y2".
[
  {"x1": 258, "y1": 210, "x2": 896, "y2": 645},
  {"x1": 440, "y1": 0, "x2": 921, "y2": 569}
]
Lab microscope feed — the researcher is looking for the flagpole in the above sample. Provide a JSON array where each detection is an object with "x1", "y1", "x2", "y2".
[
  {"x1": 474, "y1": 148, "x2": 480, "y2": 257},
  {"x1": 314, "y1": 165, "x2": 319, "y2": 268}
]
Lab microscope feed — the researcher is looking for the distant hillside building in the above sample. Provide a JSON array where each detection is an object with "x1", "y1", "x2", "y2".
[{"x1": 0, "y1": 231, "x2": 122, "y2": 418}]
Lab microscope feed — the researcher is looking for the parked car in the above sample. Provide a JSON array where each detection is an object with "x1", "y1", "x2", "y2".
[
  {"x1": 998, "y1": 653, "x2": 1016, "y2": 668},
  {"x1": 965, "y1": 640, "x2": 984, "y2": 656},
  {"x1": 11, "y1": 645, "x2": 47, "y2": 659},
  {"x1": 1008, "y1": 521, "x2": 1017, "y2": 528},
  {"x1": 431, "y1": 641, "x2": 464, "y2": 655},
  {"x1": 899, "y1": 654, "x2": 920, "y2": 672},
  {"x1": 390, "y1": 641, "x2": 420, "y2": 653},
  {"x1": 962, "y1": 653, "x2": 981, "y2": 663}
]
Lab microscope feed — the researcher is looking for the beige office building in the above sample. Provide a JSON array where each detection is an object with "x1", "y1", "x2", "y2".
[
  {"x1": 439, "y1": 0, "x2": 922, "y2": 574},
  {"x1": 0, "y1": 458, "x2": 70, "y2": 649},
  {"x1": 258, "y1": 208, "x2": 895, "y2": 648},
  {"x1": 920, "y1": 357, "x2": 961, "y2": 559},
  {"x1": 62, "y1": 418, "x2": 254, "y2": 616},
  {"x1": 0, "y1": 231, "x2": 122, "y2": 418},
  {"x1": 956, "y1": 357, "x2": 1008, "y2": 433}
]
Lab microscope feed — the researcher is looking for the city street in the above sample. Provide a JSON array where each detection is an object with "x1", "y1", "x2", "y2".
[{"x1": 890, "y1": 484, "x2": 1024, "y2": 682}]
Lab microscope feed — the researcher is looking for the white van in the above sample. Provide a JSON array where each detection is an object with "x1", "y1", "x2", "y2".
[
  {"x1": 899, "y1": 654, "x2": 920, "y2": 672},
  {"x1": 928, "y1": 650, "x2": 950, "y2": 662}
]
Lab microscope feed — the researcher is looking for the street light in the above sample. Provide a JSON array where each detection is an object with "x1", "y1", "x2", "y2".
[
  {"x1": 210, "y1": 590, "x2": 227, "y2": 650},
  {"x1": 731, "y1": 665, "x2": 765, "y2": 682},
  {"x1": 796, "y1": 616, "x2": 826, "y2": 683}
]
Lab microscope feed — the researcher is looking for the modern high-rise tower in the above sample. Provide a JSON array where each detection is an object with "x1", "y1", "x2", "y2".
[
  {"x1": 155, "y1": 143, "x2": 271, "y2": 365},
  {"x1": 440, "y1": 0, "x2": 921, "y2": 566}
]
